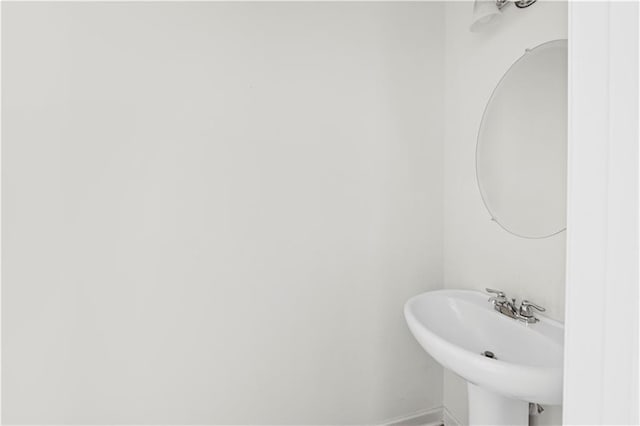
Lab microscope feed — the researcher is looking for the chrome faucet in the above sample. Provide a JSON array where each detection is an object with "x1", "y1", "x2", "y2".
[{"x1": 485, "y1": 288, "x2": 545, "y2": 323}]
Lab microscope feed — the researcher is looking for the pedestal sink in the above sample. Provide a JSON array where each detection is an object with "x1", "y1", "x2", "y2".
[{"x1": 404, "y1": 290, "x2": 563, "y2": 426}]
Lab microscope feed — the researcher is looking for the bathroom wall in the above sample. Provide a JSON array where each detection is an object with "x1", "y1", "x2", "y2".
[
  {"x1": 443, "y1": 1, "x2": 568, "y2": 425},
  {"x1": 2, "y1": 2, "x2": 445, "y2": 424}
]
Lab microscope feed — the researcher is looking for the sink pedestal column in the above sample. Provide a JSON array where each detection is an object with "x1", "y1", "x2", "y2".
[{"x1": 467, "y1": 383, "x2": 528, "y2": 426}]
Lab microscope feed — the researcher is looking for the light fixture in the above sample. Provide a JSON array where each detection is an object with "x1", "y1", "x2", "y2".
[{"x1": 470, "y1": 0, "x2": 537, "y2": 32}]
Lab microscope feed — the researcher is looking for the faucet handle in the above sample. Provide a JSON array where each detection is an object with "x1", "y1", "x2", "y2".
[
  {"x1": 519, "y1": 300, "x2": 546, "y2": 317},
  {"x1": 486, "y1": 288, "x2": 506, "y2": 298},
  {"x1": 486, "y1": 288, "x2": 507, "y2": 306}
]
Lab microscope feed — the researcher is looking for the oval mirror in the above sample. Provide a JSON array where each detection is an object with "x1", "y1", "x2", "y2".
[{"x1": 476, "y1": 39, "x2": 568, "y2": 238}]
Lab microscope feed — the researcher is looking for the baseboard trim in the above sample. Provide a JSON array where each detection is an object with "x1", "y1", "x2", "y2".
[
  {"x1": 382, "y1": 406, "x2": 444, "y2": 426},
  {"x1": 442, "y1": 407, "x2": 462, "y2": 426},
  {"x1": 380, "y1": 405, "x2": 462, "y2": 426}
]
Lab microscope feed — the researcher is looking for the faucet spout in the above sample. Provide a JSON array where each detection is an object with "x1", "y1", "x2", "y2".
[{"x1": 484, "y1": 289, "x2": 544, "y2": 324}]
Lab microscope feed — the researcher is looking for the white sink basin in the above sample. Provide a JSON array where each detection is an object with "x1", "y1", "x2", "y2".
[{"x1": 404, "y1": 289, "x2": 563, "y2": 424}]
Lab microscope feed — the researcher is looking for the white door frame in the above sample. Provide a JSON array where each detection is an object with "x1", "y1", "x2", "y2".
[{"x1": 563, "y1": 1, "x2": 639, "y2": 424}]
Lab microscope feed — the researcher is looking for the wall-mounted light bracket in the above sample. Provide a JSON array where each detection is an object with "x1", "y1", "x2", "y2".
[
  {"x1": 496, "y1": 0, "x2": 537, "y2": 9},
  {"x1": 471, "y1": 0, "x2": 538, "y2": 32},
  {"x1": 513, "y1": 0, "x2": 537, "y2": 9}
]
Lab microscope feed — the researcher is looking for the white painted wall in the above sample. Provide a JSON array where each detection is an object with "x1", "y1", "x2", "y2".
[
  {"x1": 443, "y1": 1, "x2": 567, "y2": 425},
  {"x1": 1, "y1": 2, "x2": 445, "y2": 424}
]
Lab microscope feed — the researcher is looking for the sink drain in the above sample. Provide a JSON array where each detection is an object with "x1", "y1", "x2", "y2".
[{"x1": 481, "y1": 350, "x2": 497, "y2": 359}]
